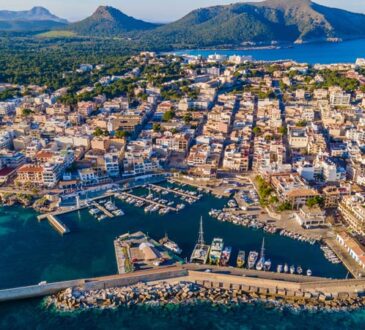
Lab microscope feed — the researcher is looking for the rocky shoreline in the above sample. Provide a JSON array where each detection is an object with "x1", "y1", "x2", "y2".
[{"x1": 46, "y1": 281, "x2": 365, "y2": 313}]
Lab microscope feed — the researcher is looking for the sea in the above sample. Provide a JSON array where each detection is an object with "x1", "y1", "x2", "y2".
[
  {"x1": 173, "y1": 39, "x2": 365, "y2": 64},
  {"x1": 2, "y1": 39, "x2": 365, "y2": 328}
]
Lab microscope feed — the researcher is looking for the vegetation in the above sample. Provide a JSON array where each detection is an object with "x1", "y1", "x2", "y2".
[
  {"x1": 255, "y1": 175, "x2": 274, "y2": 207},
  {"x1": 277, "y1": 201, "x2": 293, "y2": 212},
  {"x1": 306, "y1": 196, "x2": 324, "y2": 208},
  {"x1": 162, "y1": 110, "x2": 175, "y2": 122}
]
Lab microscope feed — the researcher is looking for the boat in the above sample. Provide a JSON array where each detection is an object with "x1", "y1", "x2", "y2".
[
  {"x1": 264, "y1": 259, "x2": 271, "y2": 271},
  {"x1": 297, "y1": 266, "x2": 303, "y2": 275},
  {"x1": 209, "y1": 238, "x2": 224, "y2": 265},
  {"x1": 247, "y1": 251, "x2": 259, "y2": 269},
  {"x1": 159, "y1": 234, "x2": 182, "y2": 254},
  {"x1": 290, "y1": 265, "x2": 295, "y2": 274},
  {"x1": 220, "y1": 246, "x2": 232, "y2": 266},
  {"x1": 236, "y1": 250, "x2": 245, "y2": 268},
  {"x1": 284, "y1": 263, "x2": 289, "y2": 273},
  {"x1": 256, "y1": 238, "x2": 266, "y2": 271},
  {"x1": 277, "y1": 264, "x2": 283, "y2": 273},
  {"x1": 112, "y1": 209, "x2": 125, "y2": 216},
  {"x1": 306, "y1": 269, "x2": 312, "y2": 276},
  {"x1": 190, "y1": 217, "x2": 210, "y2": 264}
]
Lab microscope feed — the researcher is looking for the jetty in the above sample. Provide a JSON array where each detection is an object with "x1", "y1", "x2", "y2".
[
  {"x1": 116, "y1": 192, "x2": 178, "y2": 212},
  {"x1": 149, "y1": 184, "x2": 199, "y2": 201},
  {"x1": 3, "y1": 264, "x2": 365, "y2": 308},
  {"x1": 44, "y1": 215, "x2": 70, "y2": 235}
]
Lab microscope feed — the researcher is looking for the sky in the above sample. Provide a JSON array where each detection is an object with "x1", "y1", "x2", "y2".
[{"x1": 0, "y1": 0, "x2": 364, "y2": 22}]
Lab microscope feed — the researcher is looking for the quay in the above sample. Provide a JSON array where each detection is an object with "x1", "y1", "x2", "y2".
[
  {"x1": 116, "y1": 192, "x2": 178, "y2": 212},
  {"x1": 149, "y1": 184, "x2": 199, "y2": 201},
  {"x1": 2, "y1": 264, "x2": 365, "y2": 304}
]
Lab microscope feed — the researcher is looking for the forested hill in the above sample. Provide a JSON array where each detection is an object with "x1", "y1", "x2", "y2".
[
  {"x1": 68, "y1": 6, "x2": 160, "y2": 36},
  {"x1": 137, "y1": 0, "x2": 365, "y2": 48}
]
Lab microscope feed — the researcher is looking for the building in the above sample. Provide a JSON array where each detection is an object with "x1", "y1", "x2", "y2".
[
  {"x1": 330, "y1": 92, "x2": 351, "y2": 106},
  {"x1": 295, "y1": 205, "x2": 326, "y2": 228},
  {"x1": 336, "y1": 232, "x2": 365, "y2": 271},
  {"x1": 339, "y1": 194, "x2": 365, "y2": 236}
]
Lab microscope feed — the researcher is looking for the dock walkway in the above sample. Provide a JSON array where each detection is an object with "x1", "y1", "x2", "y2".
[
  {"x1": 46, "y1": 215, "x2": 70, "y2": 235},
  {"x1": 91, "y1": 201, "x2": 114, "y2": 218},
  {"x1": 117, "y1": 192, "x2": 178, "y2": 212},
  {"x1": 149, "y1": 184, "x2": 199, "y2": 201}
]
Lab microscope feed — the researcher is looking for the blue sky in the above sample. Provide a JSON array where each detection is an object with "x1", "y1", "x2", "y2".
[{"x1": 0, "y1": 0, "x2": 364, "y2": 22}]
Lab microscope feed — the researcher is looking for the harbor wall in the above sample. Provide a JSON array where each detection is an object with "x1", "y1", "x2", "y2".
[
  {"x1": 2, "y1": 266, "x2": 365, "y2": 303},
  {"x1": 0, "y1": 267, "x2": 188, "y2": 303}
]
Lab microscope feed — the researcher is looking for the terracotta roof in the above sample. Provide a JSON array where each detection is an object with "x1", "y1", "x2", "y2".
[{"x1": 18, "y1": 165, "x2": 43, "y2": 173}]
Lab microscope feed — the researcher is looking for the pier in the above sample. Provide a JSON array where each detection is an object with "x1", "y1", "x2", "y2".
[
  {"x1": 116, "y1": 192, "x2": 178, "y2": 212},
  {"x1": 149, "y1": 184, "x2": 199, "y2": 201},
  {"x1": 39, "y1": 215, "x2": 70, "y2": 235}
]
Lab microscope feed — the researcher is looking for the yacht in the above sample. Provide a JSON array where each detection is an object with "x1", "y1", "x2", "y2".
[
  {"x1": 284, "y1": 264, "x2": 289, "y2": 273},
  {"x1": 256, "y1": 238, "x2": 266, "y2": 271},
  {"x1": 220, "y1": 246, "x2": 232, "y2": 266},
  {"x1": 297, "y1": 266, "x2": 303, "y2": 275},
  {"x1": 306, "y1": 269, "x2": 312, "y2": 276},
  {"x1": 236, "y1": 250, "x2": 245, "y2": 268},
  {"x1": 277, "y1": 264, "x2": 283, "y2": 273},
  {"x1": 247, "y1": 251, "x2": 259, "y2": 269},
  {"x1": 209, "y1": 238, "x2": 224, "y2": 265},
  {"x1": 290, "y1": 265, "x2": 295, "y2": 274}
]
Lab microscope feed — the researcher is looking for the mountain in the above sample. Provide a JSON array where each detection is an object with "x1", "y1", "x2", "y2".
[
  {"x1": 68, "y1": 6, "x2": 160, "y2": 36},
  {"x1": 139, "y1": 0, "x2": 365, "y2": 48},
  {"x1": 0, "y1": 6, "x2": 67, "y2": 31}
]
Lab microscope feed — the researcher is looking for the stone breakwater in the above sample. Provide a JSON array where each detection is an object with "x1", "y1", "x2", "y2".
[{"x1": 46, "y1": 281, "x2": 365, "y2": 313}]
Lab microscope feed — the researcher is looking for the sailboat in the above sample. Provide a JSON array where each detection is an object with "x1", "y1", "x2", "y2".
[{"x1": 256, "y1": 238, "x2": 265, "y2": 271}]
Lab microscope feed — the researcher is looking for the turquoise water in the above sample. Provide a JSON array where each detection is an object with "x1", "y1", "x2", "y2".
[
  {"x1": 0, "y1": 188, "x2": 359, "y2": 329},
  {"x1": 174, "y1": 39, "x2": 365, "y2": 64}
]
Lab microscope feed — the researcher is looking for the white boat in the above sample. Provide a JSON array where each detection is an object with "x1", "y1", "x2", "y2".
[
  {"x1": 247, "y1": 251, "x2": 258, "y2": 269},
  {"x1": 256, "y1": 238, "x2": 266, "y2": 271},
  {"x1": 297, "y1": 266, "x2": 303, "y2": 275},
  {"x1": 284, "y1": 264, "x2": 289, "y2": 273},
  {"x1": 277, "y1": 264, "x2": 283, "y2": 273},
  {"x1": 264, "y1": 259, "x2": 271, "y2": 271},
  {"x1": 307, "y1": 269, "x2": 312, "y2": 276},
  {"x1": 209, "y1": 238, "x2": 224, "y2": 265},
  {"x1": 290, "y1": 265, "x2": 295, "y2": 274}
]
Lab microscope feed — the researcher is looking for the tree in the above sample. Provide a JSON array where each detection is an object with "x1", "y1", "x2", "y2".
[
  {"x1": 253, "y1": 127, "x2": 261, "y2": 135},
  {"x1": 162, "y1": 110, "x2": 175, "y2": 122},
  {"x1": 306, "y1": 196, "x2": 324, "y2": 208},
  {"x1": 93, "y1": 127, "x2": 108, "y2": 137},
  {"x1": 21, "y1": 108, "x2": 34, "y2": 117},
  {"x1": 278, "y1": 126, "x2": 287, "y2": 135},
  {"x1": 153, "y1": 123, "x2": 161, "y2": 132},
  {"x1": 183, "y1": 112, "x2": 192, "y2": 124},
  {"x1": 115, "y1": 130, "x2": 129, "y2": 139},
  {"x1": 296, "y1": 120, "x2": 307, "y2": 127}
]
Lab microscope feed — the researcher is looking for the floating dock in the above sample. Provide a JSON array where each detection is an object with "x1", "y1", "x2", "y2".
[
  {"x1": 149, "y1": 184, "x2": 199, "y2": 201},
  {"x1": 116, "y1": 192, "x2": 178, "y2": 212},
  {"x1": 91, "y1": 201, "x2": 115, "y2": 218}
]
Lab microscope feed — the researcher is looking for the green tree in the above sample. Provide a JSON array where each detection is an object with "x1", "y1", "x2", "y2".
[
  {"x1": 162, "y1": 110, "x2": 175, "y2": 122},
  {"x1": 115, "y1": 130, "x2": 129, "y2": 139},
  {"x1": 153, "y1": 123, "x2": 161, "y2": 132}
]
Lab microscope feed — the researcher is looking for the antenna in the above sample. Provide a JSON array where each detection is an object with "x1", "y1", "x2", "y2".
[{"x1": 197, "y1": 216, "x2": 205, "y2": 245}]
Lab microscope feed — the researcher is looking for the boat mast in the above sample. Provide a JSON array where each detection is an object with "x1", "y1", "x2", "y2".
[
  {"x1": 197, "y1": 216, "x2": 205, "y2": 246},
  {"x1": 260, "y1": 238, "x2": 265, "y2": 259}
]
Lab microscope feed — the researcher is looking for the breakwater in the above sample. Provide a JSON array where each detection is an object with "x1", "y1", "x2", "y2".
[
  {"x1": 47, "y1": 278, "x2": 365, "y2": 313},
  {"x1": 2, "y1": 265, "x2": 365, "y2": 311}
]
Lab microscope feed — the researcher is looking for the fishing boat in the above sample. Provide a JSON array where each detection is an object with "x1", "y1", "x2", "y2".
[
  {"x1": 159, "y1": 234, "x2": 182, "y2": 254},
  {"x1": 277, "y1": 264, "x2": 283, "y2": 273},
  {"x1": 306, "y1": 269, "x2": 312, "y2": 276},
  {"x1": 236, "y1": 250, "x2": 245, "y2": 268},
  {"x1": 209, "y1": 238, "x2": 224, "y2": 265},
  {"x1": 290, "y1": 265, "x2": 295, "y2": 274},
  {"x1": 284, "y1": 263, "x2": 289, "y2": 273},
  {"x1": 247, "y1": 251, "x2": 258, "y2": 269},
  {"x1": 256, "y1": 238, "x2": 266, "y2": 271},
  {"x1": 220, "y1": 246, "x2": 232, "y2": 266}
]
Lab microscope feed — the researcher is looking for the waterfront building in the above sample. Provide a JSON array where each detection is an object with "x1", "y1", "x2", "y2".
[
  {"x1": 339, "y1": 194, "x2": 365, "y2": 236},
  {"x1": 336, "y1": 232, "x2": 365, "y2": 270},
  {"x1": 295, "y1": 205, "x2": 326, "y2": 229}
]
